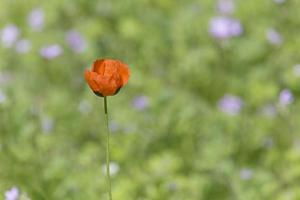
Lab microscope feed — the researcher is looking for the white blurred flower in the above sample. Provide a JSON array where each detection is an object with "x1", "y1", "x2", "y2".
[
  {"x1": 0, "y1": 90, "x2": 7, "y2": 104},
  {"x1": 102, "y1": 162, "x2": 120, "y2": 176},
  {"x1": 293, "y1": 64, "x2": 300, "y2": 77},
  {"x1": 166, "y1": 182, "x2": 178, "y2": 191},
  {"x1": 293, "y1": 140, "x2": 300, "y2": 153}
]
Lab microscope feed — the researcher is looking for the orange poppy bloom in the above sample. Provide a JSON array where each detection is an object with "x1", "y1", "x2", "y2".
[{"x1": 84, "y1": 59, "x2": 130, "y2": 97}]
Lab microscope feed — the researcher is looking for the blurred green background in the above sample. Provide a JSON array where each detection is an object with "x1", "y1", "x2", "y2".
[{"x1": 1, "y1": 0, "x2": 300, "y2": 199}]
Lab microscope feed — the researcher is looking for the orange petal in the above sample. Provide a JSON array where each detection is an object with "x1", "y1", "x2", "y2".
[
  {"x1": 95, "y1": 75, "x2": 120, "y2": 96},
  {"x1": 86, "y1": 59, "x2": 130, "y2": 96},
  {"x1": 84, "y1": 70, "x2": 100, "y2": 92},
  {"x1": 92, "y1": 59, "x2": 105, "y2": 75},
  {"x1": 118, "y1": 62, "x2": 130, "y2": 85}
]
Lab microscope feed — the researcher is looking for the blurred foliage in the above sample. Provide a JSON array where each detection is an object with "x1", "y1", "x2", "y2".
[{"x1": 1, "y1": 0, "x2": 300, "y2": 199}]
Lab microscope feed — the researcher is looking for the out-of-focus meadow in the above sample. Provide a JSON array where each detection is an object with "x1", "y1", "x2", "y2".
[{"x1": 1, "y1": 0, "x2": 300, "y2": 199}]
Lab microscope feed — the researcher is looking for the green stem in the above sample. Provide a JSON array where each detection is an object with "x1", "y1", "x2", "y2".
[{"x1": 104, "y1": 96, "x2": 112, "y2": 200}]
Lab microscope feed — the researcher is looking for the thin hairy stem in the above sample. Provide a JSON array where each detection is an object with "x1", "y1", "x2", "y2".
[{"x1": 104, "y1": 96, "x2": 112, "y2": 200}]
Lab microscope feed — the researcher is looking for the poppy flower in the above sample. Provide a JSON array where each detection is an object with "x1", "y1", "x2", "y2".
[{"x1": 84, "y1": 59, "x2": 130, "y2": 97}]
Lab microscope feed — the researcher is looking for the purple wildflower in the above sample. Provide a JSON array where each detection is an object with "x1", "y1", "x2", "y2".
[
  {"x1": 217, "y1": 0, "x2": 235, "y2": 14},
  {"x1": 28, "y1": 8, "x2": 44, "y2": 31},
  {"x1": 1, "y1": 24, "x2": 20, "y2": 48},
  {"x1": 65, "y1": 30, "x2": 86, "y2": 53},
  {"x1": 239, "y1": 168, "x2": 253, "y2": 180},
  {"x1": 261, "y1": 104, "x2": 277, "y2": 118},
  {"x1": 167, "y1": 182, "x2": 178, "y2": 192},
  {"x1": 4, "y1": 186, "x2": 19, "y2": 200},
  {"x1": 15, "y1": 39, "x2": 31, "y2": 54},
  {"x1": 132, "y1": 96, "x2": 150, "y2": 111},
  {"x1": 274, "y1": 0, "x2": 285, "y2": 4},
  {"x1": 0, "y1": 71, "x2": 11, "y2": 85},
  {"x1": 109, "y1": 120, "x2": 119, "y2": 132},
  {"x1": 279, "y1": 89, "x2": 294, "y2": 106},
  {"x1": 218, "y1": 94, "x2": 243, "y2": 115},
  {"x1": 41, "y1": 117, "x2": 54, "y2": 133},
  {"x1": 78, "y1": 100, "x2": 91, "y2": 114},
  {"x1": 263, "y1": 137, "x2": 274, "y2": 149},
  {"x1": 40, "y1": 44, "x2": 62, "y2": 59},
  {"x1": 266, "y1": 28, "x2": 283, "y2": 46},
  {"x1": 209, "y1": 16, "x2": 243, "y2": 39}
]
